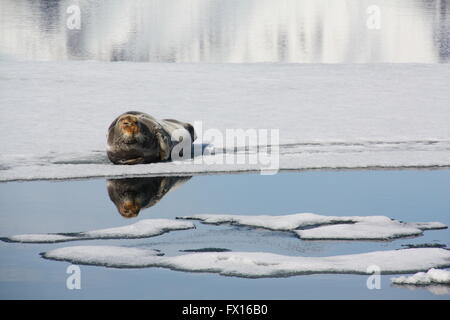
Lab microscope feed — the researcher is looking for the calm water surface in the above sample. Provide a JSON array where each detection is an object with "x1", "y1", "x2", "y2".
[
  {"x1": 1, "y1": 0, "x2": 449, "y2": 62},
  {"x1": 0, "y1": 170, "x2": 449, "y2": 299}
]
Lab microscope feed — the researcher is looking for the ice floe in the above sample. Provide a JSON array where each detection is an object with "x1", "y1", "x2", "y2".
[
  {"x1": 180, "y1": 213, "x2": 447, "y2": 240},
  {"x1": 43, "y1": 246, "x2": 163, "y2": 268},
  {"x1": 1, "y1": 62, "x2": 450, "y2": 181},
  {"x1": 391, "y1": 268, "x2": 450, "y2": 285},
  {"x1": 2, "y1": 219, "x2": 195, "y2": 243},
  {"x1": 42, "y1": 247, "x2": 450, "y2": 277}
]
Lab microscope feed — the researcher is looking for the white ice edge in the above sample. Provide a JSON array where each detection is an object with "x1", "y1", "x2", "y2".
[
  {"x1": 391, "y1": 268, "x2": 450, "y2": 285},
  {"x1": 42, "y1": 246, "x2": 450, "y2": 277},
  {"x1": 3, "y1": 219, "x2": 195, "y2": 243},
  {"x1": 2, "y1": 146, "x2": 450, "y2": 182},
  {"x1": 179, "y1": 213, "x2": 447, "y2": 240}
]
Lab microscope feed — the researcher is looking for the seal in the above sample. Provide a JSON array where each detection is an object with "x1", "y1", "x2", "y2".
[
  {"x1": 107, "y1": 111, "x2": 196, "y2": 165},
  {"x1": 107, "y1": 176, "x2": 191, "y2": 218}
]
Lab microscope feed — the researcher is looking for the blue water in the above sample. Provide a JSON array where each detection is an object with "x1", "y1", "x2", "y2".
[{"x1": 0, "y1": 170, "x2": 449, "y2": 299}]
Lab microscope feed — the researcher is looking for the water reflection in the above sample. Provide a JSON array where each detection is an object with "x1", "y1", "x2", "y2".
[
  {"x1": 391, "y1": 284, "x2": 450, "y2": 296},
  {"x1": 0, "y1": 0, "x2": 449, "y2": 62},
  {"x1": 107, "y1": 176, "x2": 190, "y2": 218}
]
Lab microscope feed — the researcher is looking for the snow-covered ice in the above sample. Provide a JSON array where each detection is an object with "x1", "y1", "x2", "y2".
[
  {"x1": 180, "y1": 213, "x2": 447, "y2": 240},
  {"x1": 2, "y1": 219, "x2": 195, "y2": 243},
  {"x1": 391, "y1": 268, "x2": 450, "y2": 285},
  {"x1": 42, "y1": 247, "x2": 450, "y2": 277},
  {"x1": 43, "y1": 246, "x2": 163, "y2": 268},
  {"x1": 1, "y1": 62, "x2": 450, "y2": 181},
  {"x1": 3, "y1": 234, "x2": 76, "y2": 243},
  {"x1": 295, "y1": 218, "x2": 447, "y2": 240},
  {"x1": 181, "y1": 213, "x2": 355, "y2": 230}
]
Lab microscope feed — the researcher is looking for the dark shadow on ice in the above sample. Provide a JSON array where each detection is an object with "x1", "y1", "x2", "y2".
[
  {"x1": 107, "y1": 176, "x2": 191, "y2": 218},
  {"x1": 179, "y1": 248, "x2": 232, "y2": 253},
  {"x1": 401, "y1": 243, "x2": 447, "y2": 249},
  {"x1": 191, "y1": 143, "x2": 210, "y2": 159}
]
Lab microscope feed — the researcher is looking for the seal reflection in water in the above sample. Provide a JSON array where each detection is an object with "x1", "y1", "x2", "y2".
[
  {"x1": 107, "y1": 176, "x2": 191, "y2": 218},
  {"x1": 107, "y1": 111, "x2": 196, "y2": 165}
]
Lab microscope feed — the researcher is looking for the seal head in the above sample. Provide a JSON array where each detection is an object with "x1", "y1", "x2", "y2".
[{"x1": 107, "y1": 176, "x2": 191, "y2": 218}]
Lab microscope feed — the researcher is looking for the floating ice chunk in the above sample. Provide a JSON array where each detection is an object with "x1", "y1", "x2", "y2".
[
  {"x1": 391, "y1": 268, "x2": 450, "y2": 285},
  {"x1": 407, "y1": 222, "x2": 448, "y2": 230},
  {"x1": 42, "y1": 247, "x2": 450, "y2": 278},
  {"x1": 81, "y1": 219, "x2": 195, "y2": 239},
  {"x1": 295, "y1": 216, "x2": 445, "y2": 240},
  {"x1": 2, "y1": 219, "x2": 195, "y2": 243},
  {"x1": 42, "y1": 246, "x2": 163, "y2": 268},
  {"x1": 180, "y1": 213, "x2": 355, "y2": 230},
  {"x1": 5, "y1": 234, "x2": 75, "y2": 243},
  {"x1": 180, "y1": 213, "x2": 446, "y2": 240}
]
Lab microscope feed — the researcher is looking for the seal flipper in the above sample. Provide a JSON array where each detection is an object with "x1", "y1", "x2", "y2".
[
  {"x1": 162, "y1": 119, "x2": 196, "y2": 142},
  {"x1": 155, "y1": 131, "x2": 171, "y2": 161},
  {"x1": 184, "y1": 123, "x2": 196, "y2": 142},
  {"x1": 118, "y1": 157, "x2": 145, "y2": 165}
]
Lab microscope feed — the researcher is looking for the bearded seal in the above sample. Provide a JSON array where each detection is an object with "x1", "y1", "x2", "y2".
[
  {"x1": 107, "y1": 111, "x2": 196, "y2": 165},
  {"x1": 107, "y1": 176, "x2": 191, "y2": 218}
]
